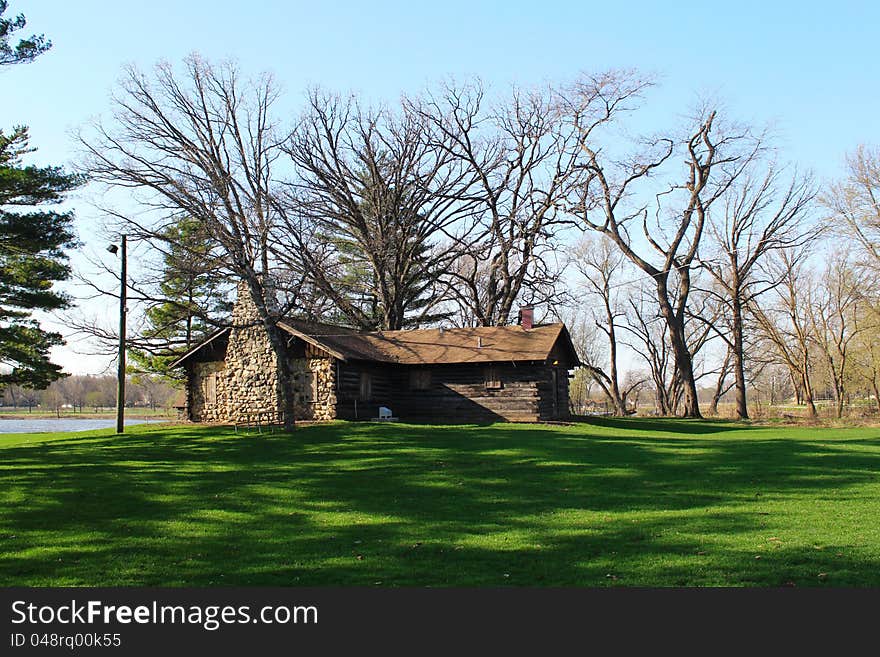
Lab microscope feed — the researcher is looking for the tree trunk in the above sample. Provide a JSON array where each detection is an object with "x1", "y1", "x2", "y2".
[
  {"x1": 263, "y1": 320, "x2": 296, "y2": 432},
  {"x1": 800, "y1": 351, "x2": 817, "y2": 417},
  {"x1": 649, "y1": 368, "x2": 671, "y2": 415},
  {"x1": 709, "y1": 349, "x2": 731, "y2": 416},
  {"x1": 731, "y1": 298, "x2": 749, "y2": 420},
  {"x1": 655, "y1": 388, "x2": 667, "y2": 415},
  {"x1": 604, "y1": 298, "x2": 628, "y2": 416},
  {"x1": 656, "y1": 284, "x2": 701, "y2": 418},
  {"x1": 793, "y1": 378, "x2": 803, "y2": 406}
]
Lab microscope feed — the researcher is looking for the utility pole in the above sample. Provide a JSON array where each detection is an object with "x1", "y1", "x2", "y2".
[{"x1": 108, "y1": 235, "x2": 127, "y2": 434}]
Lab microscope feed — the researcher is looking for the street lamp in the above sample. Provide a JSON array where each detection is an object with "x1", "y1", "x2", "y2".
[{"x1": 107, "y1": 236, "x2": 127, "y2": 434}]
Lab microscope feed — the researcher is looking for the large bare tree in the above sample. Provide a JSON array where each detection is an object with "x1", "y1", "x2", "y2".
[
  {"x1": 623, "y1": 279, "x2": 721, "y2": 416},
  {"x1": 851, "y1": 300, "x2": 880, "y2": 414},
  {"x1": 623, "y1": 290, "x2": 679, "y2": 415},
  {"x1": 557, "y1": 73, "x2": 764, "y2": 417},
  {"x1": 570, "y1": 235, "x2": 642, "y2": 415},
  {"x1": 750, "y1": 247, "x2": 819, "y2": 417},
  {"x1": 698, "y1": 165, "x2": 816, "y2": 418},
  {"x1": 276, "y1": 90, "x2": 477, "y2": 330},
  {"x1": 808, "y1": 251, "x2": 875, "y2": 418},
  {"x1": 824, "y1": 145, "x2": 880, "y2": 270},
  {"x1": 78, "y1": 55, "x2": 300, "y2": 430},
  {"x1": 407, "y1": 81, "x2": 576, "y2": 326}
]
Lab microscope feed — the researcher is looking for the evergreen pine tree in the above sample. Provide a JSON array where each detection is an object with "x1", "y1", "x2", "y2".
[
  {"x1": 0, "y1": 127, "x2": 82, "y2": 388},
  {"x1": 128, "y1": 217, "x2": 230, "y2": 379},
  {"x1": 0, "y1": 3, "x2": 80, "y2": 390},
  {"x1": 318, "y1": 162, "x2": 452, "y2": 330},
  {"x1": 0, "y1": 1, "x2": 50, "y2": 66}
]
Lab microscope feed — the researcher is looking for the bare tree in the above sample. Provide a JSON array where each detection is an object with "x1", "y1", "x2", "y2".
[
  {"x1": 84, "y1": 377, "x2": 117, "y2": 412},
  {"x1": 132, "y1": 373, "x2": 174, "y2": 411},
  {"x1": 59, "y1": 375, "x2": 89, "y2": 413},
  {"x1": 277, "y1": 90, "x2": 480, "y2": 330},
  {"x1": 707, "y1": 344, "x2": 734, "y2": 416},
  {"x1": 570, "y1": 235, "x2": 641, "y2": 415},
  {"x1": 623, "y1": 277, "x2": 721, "y2": 416},
  {"x1": 824, "y1": 145, "x2": 880, "y2": 270},
  {"x1": 77, "y1": 55, "x2": 299, "y2": 430},
  {"x1": 808, "y1": 251, "x2": 876, "y2": 418},
  {"x1": 40, "y1": 382, "x2": 65, "y2": 418},
  {"x1": 558, "y1": 72, "x2": 762, "y2": 417},
  {"x1": 623, "y1": 290, "x2": 679, "y2": 415},
  {"x1": 817, "y1": 145, "x2": 880, "y2": 415},
  {"x1": 407, "y1": 81, "x2": 576, "y2": 326},
  {"x1": 563, "y1": 312, "x2": 602, "y2": 414},
  {"x1": 751, "y1": 248, "x2": 819, "y2": 416},
  {"x1": 1, "y1": 383, "x2": 21, "y2": 409},
  {"x1": 749, "y1": 362, "x2": 796, "y2": 412},
  {"x1": 2, "y1": 385, "x2": 39, "y2": 412},
  {"x1": 698, "y1": 165, "x2": 816, "y2": 418},
  {"x1": 851, "y1": 307, "x2": 880, "y2": 414},
  {"x1": 19, "y1": 386, "x2": 37, "y2": 412}
]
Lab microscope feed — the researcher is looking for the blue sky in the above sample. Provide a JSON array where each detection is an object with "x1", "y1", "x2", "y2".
[{"x1": 2, "y1": 0, "x2": 878, "y2": 373}]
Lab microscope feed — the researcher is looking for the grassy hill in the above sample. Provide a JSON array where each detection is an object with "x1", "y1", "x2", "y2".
[{"x1": 2, "y1": 418, "x2": 879, "y2": 586}]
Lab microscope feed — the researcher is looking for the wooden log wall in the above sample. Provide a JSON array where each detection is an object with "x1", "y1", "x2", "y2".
[
  {"x1": 334, "y1": 362, "x2": 393, "y2": 420},
  {"x1": 335, "y1": 361, "x2": 571, "y2": 423}
]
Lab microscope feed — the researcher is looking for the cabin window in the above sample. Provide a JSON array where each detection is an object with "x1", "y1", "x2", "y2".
[
  {"x1": 359, "y1": 372, "x2": 373, "y2": 401},
  {"x1": 484, "y1": 366, "x2": 502, "y2": 390},
  {"x1": 409, "y1": 369, "x2": 431, "y2": 391},
  {"x1": 205, "y1": 373, "x2": 217, "y2": 405}
]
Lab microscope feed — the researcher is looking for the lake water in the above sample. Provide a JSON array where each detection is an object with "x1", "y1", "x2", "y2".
[{"x1": 0, "y1": 417, "x2": 167, "y2": 434}]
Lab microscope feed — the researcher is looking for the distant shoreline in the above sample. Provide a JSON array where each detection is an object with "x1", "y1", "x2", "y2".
[{"x1": 0, "y1": 412, "x2": 176, "y2": 420}]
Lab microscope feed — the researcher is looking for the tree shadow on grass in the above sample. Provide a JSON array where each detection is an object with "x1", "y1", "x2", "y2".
[
  {"x1": 1, "y1": 422, "x2": 879, "y2": 586},
  {"x1": 575, "y1": 415, "x2": 761, "y2": 435}
]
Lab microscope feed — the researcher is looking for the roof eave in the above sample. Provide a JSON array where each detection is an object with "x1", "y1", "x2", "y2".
[
  {"x1": 557, "y1": 324, "x2": 583, "y2": 367},
  {"x1": 276, "y1": 320, "x2": 349, "y2": 362},
  {"x1": 168, "y1": 327, "x2": 231, "y2": 368}
]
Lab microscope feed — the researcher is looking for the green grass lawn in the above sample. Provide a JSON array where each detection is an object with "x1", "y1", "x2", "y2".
[{"x1": 2, "y1": 418, "x2": 879, "y2": 587}]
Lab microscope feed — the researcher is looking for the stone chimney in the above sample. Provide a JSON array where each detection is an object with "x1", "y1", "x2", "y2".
[
  {"x1": 232, "y1": 279, "x2": 260, "y2": 326},
  {"x1": 519, "y1": 306, "x2": 534, "y2": 330},
  {"x1": 232, "y1": 276, "x2": 277, "y2": 326},
  {"x1": 226, "y1": 277, "x2": 281, "y2": 424}
]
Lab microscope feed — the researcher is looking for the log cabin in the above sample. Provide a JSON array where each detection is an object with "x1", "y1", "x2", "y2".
[{"x1": 171, "y1": 282, "x2": 581, "y2": 424}]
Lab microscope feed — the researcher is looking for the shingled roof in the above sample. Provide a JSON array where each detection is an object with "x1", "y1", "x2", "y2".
[
  {"x1": 171, "y1": 319, "x2": 581, "y2": 368},
  {"x1": 278, "y1": 319, "x2": 580, "y2": 366}
]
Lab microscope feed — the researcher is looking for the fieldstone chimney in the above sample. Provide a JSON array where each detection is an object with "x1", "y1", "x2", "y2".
[
  {"x1": 232, "y1": 276, "x2": 278, "y2": 327},
  {"x1": 225, "y1": 277, "x2": 281, "y2": 423},
  {"x1": 232, "y1": 279, "x2": 259, "y2": 326},
  {"x1": 519, "y1": 306, "x2": 534, "y2": 330}
]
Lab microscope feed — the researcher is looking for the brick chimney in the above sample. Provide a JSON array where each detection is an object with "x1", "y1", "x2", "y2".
[{"x1": 519, "y1": 306, "x2": 534, "y2": 330}]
